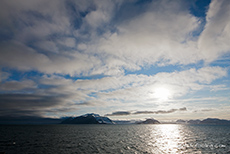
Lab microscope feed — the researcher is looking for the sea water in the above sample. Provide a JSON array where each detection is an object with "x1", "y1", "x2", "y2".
[{"x1": 0, "y1": 124, "x2": 229, "y2": 154}]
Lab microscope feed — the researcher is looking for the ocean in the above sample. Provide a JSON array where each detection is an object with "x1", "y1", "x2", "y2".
[{"x1": 0, "y1": 124, "x2": 229, "y2": 154}]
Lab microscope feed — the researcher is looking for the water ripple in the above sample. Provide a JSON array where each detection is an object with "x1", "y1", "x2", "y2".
[{"x1": 0, "y1": 124, "x2": 229, "y2": 154}]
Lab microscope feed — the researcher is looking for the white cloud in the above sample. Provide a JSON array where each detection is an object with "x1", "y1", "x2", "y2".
[
  {"x1": 38, "y1": 66, "x2": 224, "y2": 112},
  {"x1": 95, "y1": 67, "x2": 227, "y2": 106},
  {"x1": 41, "y1": 66, "x2": 222, "y2": 107},
  {"x1": 94, "y1": 0, "x2": 201, "y2": 71},
  {"x1": 0, "y1": 0, "x2": 229, "y2": 76},
  {"x1": 84, "y1": 0, "x2": 116, "y2": 28},
  {"x1": 198, "y1": 0, "x2": 230, "y2": 63},
  {"x1": 0, "y1": 65, "x2": 227, "y2": 118}
]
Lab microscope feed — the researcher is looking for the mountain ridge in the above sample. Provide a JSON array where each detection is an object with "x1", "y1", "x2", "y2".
[
  {"x1": 176, "y1": 118, "x2": 230, "y2": 125},
  {"x1": 61, "y1": 113, "x2": 115, "y2": 124}
]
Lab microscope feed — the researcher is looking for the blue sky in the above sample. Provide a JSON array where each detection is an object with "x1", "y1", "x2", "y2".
[{"x1": 0, "y1": 0, "x2": 229, "y2": 121}]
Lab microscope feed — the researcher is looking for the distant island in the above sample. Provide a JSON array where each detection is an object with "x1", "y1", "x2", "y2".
[
  {"x1": 61, "y1": 113, "x2": 115, "y2": 124},
  {"x1": 47, "y1": 113, "x2": 230, "y2": 125},
  {"x1": 136, "y1": 118, "x2": 160, "y2": 124},
  {"x1": 61, "y1": 113, "x2": 230, "y2": 125},
  {"x1": 61, "y1": 113, "x2": 161, "y2": 124},
  {"x1": 176, "y1": 118, "x2": 230, "y2": 125},
  {"x1": 1, "y1": 113, "x2": 230, "y2": 125}
]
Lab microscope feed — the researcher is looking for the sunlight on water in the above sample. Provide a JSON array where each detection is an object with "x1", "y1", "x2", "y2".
[
  {"x1": 153, "y1": 124, "x2": 183, "y2": 153},
  {"x1": 0, "y1": 125, "x2": 229, "y2": 154}
]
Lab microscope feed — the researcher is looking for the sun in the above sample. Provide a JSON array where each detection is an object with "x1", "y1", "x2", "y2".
[{"x1": 154, "y1": 87, "x2": 171, "y2": 101}]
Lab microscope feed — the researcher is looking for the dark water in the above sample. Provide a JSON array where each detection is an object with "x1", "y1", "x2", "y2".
[{"x1": 0, "y1": 124, "x2": 229, "y2": 154}]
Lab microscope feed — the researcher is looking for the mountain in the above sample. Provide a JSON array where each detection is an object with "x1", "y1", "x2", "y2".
[
  {"x1": 61, "y1": 113, "x2": 115, "y2": 124},
  {"x1": 176, "y1": 118, "x2": 230, "y2": 125},
  {"x1": 200, "y1": 118, "x2": 230, "y2": 125},
  {"x1": 136, "y1": 118, "x2": 160, "y2": 124},
  {"x1": 187, "y1": 119, "x2": 201, "y2": 124},
  {"x1": 176, "y1": 119, "x2": 186, "y2": 123}
]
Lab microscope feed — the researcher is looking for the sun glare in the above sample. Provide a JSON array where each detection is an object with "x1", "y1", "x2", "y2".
[
  {"x1": 154, "y1": 87, "x2": 171, "y2": 101},
  {"x1": 154, "y1": 124, "x2": 183, "y2": 153}
]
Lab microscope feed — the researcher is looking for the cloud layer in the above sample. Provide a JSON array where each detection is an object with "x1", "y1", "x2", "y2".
[
  {"x1": 0, "y1": 0, "x2": 229, "y2": 76},
  {"x1": 106, "y1": 107, "x2": 187, "y2": 116},
  {"x1": 0, "y1": 66, "x2": 227, "y2": 118},
  {"x1": 0, "y1": 0, "x2": 229, "y2": 119}
]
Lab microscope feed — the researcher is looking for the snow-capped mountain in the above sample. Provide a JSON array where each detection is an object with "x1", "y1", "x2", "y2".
[{"x1": 61, "y1": 113, "x2": 115, "y2": 124}]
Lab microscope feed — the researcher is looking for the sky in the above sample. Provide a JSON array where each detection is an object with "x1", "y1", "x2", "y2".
[{"x1": 0, "y1": 0, "x2": 230, "y2": 122}]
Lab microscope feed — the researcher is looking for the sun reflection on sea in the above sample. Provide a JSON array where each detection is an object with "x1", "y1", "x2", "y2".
[{"x1": 152, "y1": 124, "x2": 184, "y2": 154}]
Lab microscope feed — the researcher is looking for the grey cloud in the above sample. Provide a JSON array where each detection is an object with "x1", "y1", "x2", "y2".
[
  {"x1": 193, "y1": 109, "x2": 214, "y2": 113},
  {"x1": 0, "y1": 93, "x2": 71, "y2": 117},
  {"x1": 0, "y1": 0, "x2": 104, "y2": 75},
  {"x1": 0, "y1": 41, "x2": 101, "y2": 75},
  {"x1": 0, "y1": 94, "x2": 65, "y2": 107},
  {"x1": 0, "y1": 109, "x2": 43, "y2": 118},
  {"x1": 0, "y1": 41, "x2": 50, "y2": 71},
  {"x1": 56, "y1": 37, "x2": 76, "y2": 48},
  {"x1": 0, "y1": 75, "x2": 104, "y2": 118},
  {"x1": 0, "y1": 0, "x2": 72, "y2": 42},
  {"x1": 0, "y1": 80, "x2": 36, "y2": 91},
  {"x1": 134, "y1": 107, "x2": 187, "y2": 115},
  {"x1": 0, "y1": 71, "x2": 10, "y2": 82},
  {"x1": 105, "y1": 111, "x2": 132, "y2": 116},
  {"x1": 75, "y1": 101, "x2": 94, "y2": 106},
  {"x1": 179, "y1": 107, "x2": 187, "y2": 111},
  {"x1": 201, "y1": 109, "x2": 214, "y2": 112},
  {"x1": 106, "y1": 107, "x2": 187, "y2": 116},
  {"x1": 35, "y1": 41, "x2": 59, "y2": 53}
]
